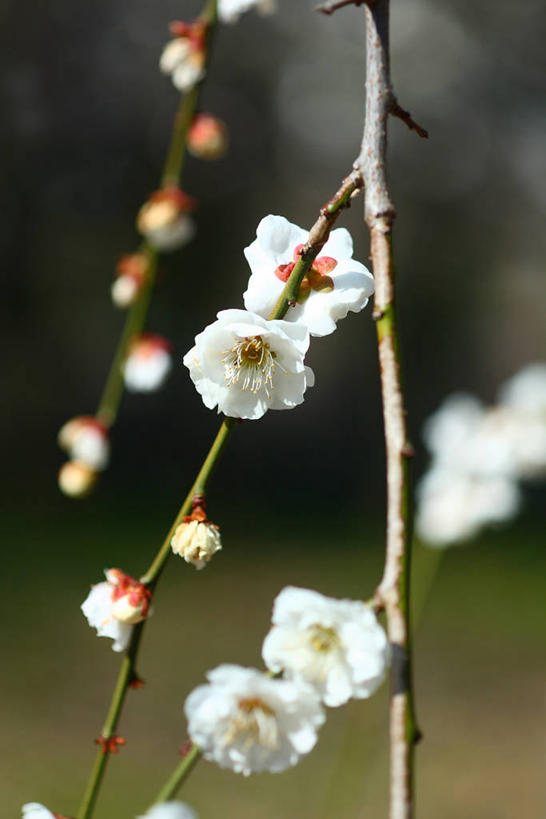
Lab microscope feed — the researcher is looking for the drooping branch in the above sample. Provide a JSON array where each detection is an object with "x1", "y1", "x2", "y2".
[{"x1": 352, "y1": 1, "x2": 421, "y2": 818}]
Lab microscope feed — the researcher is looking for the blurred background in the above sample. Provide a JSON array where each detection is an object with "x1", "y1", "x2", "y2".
[{"x1": 1, "y1": 0, "x2": 545, "y2": 816}]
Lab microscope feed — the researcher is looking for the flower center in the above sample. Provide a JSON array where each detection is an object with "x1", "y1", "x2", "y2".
[
  {"x1": 222, "y1": 697, "x2": 279, "y2": 750},
  {"x1": 223, "y1": 336, "x2": 282, "y2": 398},
  {"x1": 308, "y1": 624, "x2": 339, "y2": 652}
]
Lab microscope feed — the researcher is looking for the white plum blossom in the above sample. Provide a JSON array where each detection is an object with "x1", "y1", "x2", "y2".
[
  {"x1": 81, "y1": 569, "x2": 151, "y2": 652},
  {"x1": 184, "y1": 665, "x2": 325, "y2": 775},
  {"x1": 262, "y1": 587, "x2": 389, "y2": 707},
  {"x1": 22, "y1": 806, "x2": 59, "y2": 819},
  {"x1": 243, "y1": 215, "x2": 374, "y2": 337},
  {"x1": 123, "y1": 335, "x2": 172, "y2": 393},
  {"x1": 499, "y1": 362, "x2": 546, "y2": 415},
  {"x1": 415, "y1": 467, "x2": 521, "y2": 546},
  {"x1": 137, "y1": 802, "x2": 197, "y2": 819},
  {"x1": 137, "y1": 189, "x2": 196, "y2": 252},
  {"x1": 58, "y1": 416, "x2": 109, "y2": 471},
  {"x1": 183, "y1": 309, "x2": 314, "y2": 420},
  {"x1": 160, "y1": 22, "x2": 206, "y2": 92},
  {"x1": 218, "y1": 0, "x2": 277, "y2": 24},
  {"x1": 58, "y1": 460, "x2": 97, "y2": 498}
]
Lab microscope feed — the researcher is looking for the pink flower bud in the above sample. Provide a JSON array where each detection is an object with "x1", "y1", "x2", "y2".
[{"x1": 188, "y1": 114, "x2": 228, "y2": 160}]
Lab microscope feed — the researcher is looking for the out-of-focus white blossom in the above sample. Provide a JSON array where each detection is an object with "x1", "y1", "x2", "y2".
[
  {"x1": 184, "y1": 664, "x2": 325, "y2": 775},
  {"x1": 22, "y1": 805, "x2": 59, "y2": 819},
  {"x1": 183, "y1": 309, "x2": 314, "y2": 420},
  {"x1": 137, "y1": 189, "x2": 196, "y2": 252},
  {"x1": 111, "y1": 253, "x2": 148, "y2": 308},
  {"x1": 499, "y1": 362, "x2": 546, "y2": 415},
  {"x1": 58, "y1": 461, "x2": 97, "y2": 498},
  {"x1": 160, "y1": 21, "x2": 207, "y2": 91},
  {"x1": 171, "y1": 508, "x2": 222, "y2": 569},
  {"x1": 81, "y1": 569, "x2": 151, "y2": 652},
  {"x1": 123, "y1": 334, "x2": 172, "y2": 393},
  {"x1": 58, "y1": 416, "x2": 109, "y2": 471},
  {"x1": 188, "y1": 113, "x2": 228, "y2": 160},
  {"x1": 137, "y1": 802, "x2": 197, "y2": 819},
  {"x1": 243, "y1": 215, "x2": 374, "y2": 337},
  {"x1": 218, "y1": 0, "x2": 276, "y2": 24},
  {"x1": 262, "y1": 587, "x2": 389, "y2": 707},
  {"x1": 416, "y1": 467, "x2": 521, "y2": 547}
]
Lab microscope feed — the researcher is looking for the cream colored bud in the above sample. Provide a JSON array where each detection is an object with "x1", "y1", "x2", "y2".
[
  {"x1": 111, "y1": 274, "x2": 139, "y2": 308},
  {"x1": 58, "y1": 461, "x2": 97, "y2": 498},
  {"x1": 111, "y1": 595, "x2": 146, "y2": 625},
  {"x1": 171, "y1": 519, "x2": 222, "y2": 569}
]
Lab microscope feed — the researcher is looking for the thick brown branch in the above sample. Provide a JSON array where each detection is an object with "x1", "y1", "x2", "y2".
[
  {"x1": 390, "y1": 99, "x2": 428, "y2": 139},
  {"x1": 352, "y1": 1, "x2": 420, "y2": 818}
]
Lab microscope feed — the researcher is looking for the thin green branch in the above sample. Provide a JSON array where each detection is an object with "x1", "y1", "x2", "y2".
[{"x1": 153, "y1": 744, "x2": 202, "y2": 804}]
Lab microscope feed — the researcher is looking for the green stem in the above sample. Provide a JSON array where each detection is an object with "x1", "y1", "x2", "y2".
[
  {"x1": 96, "y1": 244, "x2": 157, "y2": 428},
  {"x1": 153, "y1": 744, "x2": 202, "y2": 804}
]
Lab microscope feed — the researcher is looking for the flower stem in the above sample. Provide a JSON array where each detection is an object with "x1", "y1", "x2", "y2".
[{"x1": 153, "y1": 744, "x2": 202, "y2": 804}]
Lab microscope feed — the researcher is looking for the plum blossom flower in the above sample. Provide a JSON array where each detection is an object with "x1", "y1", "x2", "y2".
[
  {"x1": 111, "y1": 253, "x2": 148, "y2": 308},
  {"x1": 415, "y1": 467, "x2": 521, "y2": 547},
  {"x1": 123, "y1": 334, "x2": 172, "y2": 393},
  {"x1": 137, "y1": 802, "x2": 197, "y2": 819},
  {"x1": 137, "y1": 189, "x2": 196, "y2": 252},
  {"x1": 497, "y1": 362, "x2": 546, "y2": 478},
  {"x1": 184, "y1": 665, "x2": 325, "y2": 775},
  {"x1": 188, "y1": 114, "x2": 228, "y2": 160},
  {"x1": 262, "y1": 587, "x2": 389, "y2": 707},
  {"x1": 218, "y1": 0, "x2": 277, "y2": 24},
  {"x1": 22, "y1": 805, "x2": 66, "y2": 819},
  {"x1": 58, "y1": 461, "x2": 97, "y2": 498},
  {"x1": 81, "y1": 569, "x2": 151, "y2": 652},
  {"x1": 57, "y1": 416, "x2": 109, "y2": 471},
  {"x1": 499, "y1": 362, "x2": 546, "y2": 415},
  {"x1": 183, "y1": 309, "x2": 314, "y2": 420},
  {"x1": 160, "y1": 21, "x2": 207, "y2": 91},
  {"x1": 171, "y1": 501, "x2": 222, "y2": 569},
  {"x1": 243, "y1": 215, "x2": 374, "y2": 337}
]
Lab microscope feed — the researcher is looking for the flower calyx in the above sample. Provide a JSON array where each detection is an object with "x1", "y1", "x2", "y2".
[
  {"x1": 95, "y1": 735, "x2": 126, "y2": 755},
  {"x1": 274, "y1": 244, "x2": 336, "y2": 304},
  {"x1": 107, "y1": 569, "x2": 152, "y2": 625}
]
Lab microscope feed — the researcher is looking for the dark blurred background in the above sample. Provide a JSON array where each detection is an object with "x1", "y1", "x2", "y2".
[{"x1": 2, "y1": 0, "x2": 545, "y2": 816}]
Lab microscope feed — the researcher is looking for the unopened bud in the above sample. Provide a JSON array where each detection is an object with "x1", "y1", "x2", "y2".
[
  {"x1": 188, "y1": 114, "x2": 228, "y2": 160},
  {"x1": 58, "y1": 461, "x2": 97, "y2": 498},
  {"x1": 136, "y1": 189, "x2": 196, "y2": 252},
  {"x1": 111, "y1": 253, "x2": 148, "y2": 308},
  {"x1": 57, "y1": 416, "x2": 109, "y2": 471},
  {"x1": 171, "y1": 519, "x2": 222, "y2": 569},
  {"x1": 123, "y1": 334, "x2": 172, "y2": 393},
  {"x1": 109, "y1": 569, "x2": 151, "y2": 625}
]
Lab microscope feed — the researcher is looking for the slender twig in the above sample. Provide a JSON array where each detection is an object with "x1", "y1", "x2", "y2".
[
  {"x1": 352, "y1": 2, "x2": 420, "y2": 818},
  {"x1": 153, "y1": 743, "x2": 202, "y2": 804},
  {"x1": 390, "y1": 99, "x2": 428, "y2": 139},
  {"x1": 94, "y1": 0, "x2": 218, "y2": 432}
]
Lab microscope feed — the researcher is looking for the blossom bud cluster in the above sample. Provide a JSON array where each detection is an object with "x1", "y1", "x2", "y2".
[
  {"x1": 184, "y1": 215, "x2": 374, "y2": 420},
  {"x1": 416, "y1": 362, "x2": 546, "y2": 546},
  {"x1": 183, "y1": 586, "x2": 389, "y2": 775}
]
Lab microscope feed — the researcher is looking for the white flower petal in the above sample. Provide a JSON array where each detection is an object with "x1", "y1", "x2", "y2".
[{"x1": 137, "y1": 801, "x2": 198, "y2": 819}]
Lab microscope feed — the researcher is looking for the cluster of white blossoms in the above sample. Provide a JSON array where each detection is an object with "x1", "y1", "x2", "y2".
[
  {"x1": 81, "y1": 568, "x2": 151, "y2": 652},
  {"x1": 184, "y1": 216, "x2": 374, "y2": 419},
  {"x1": 184, "y1": 587, "x2": 389, "y2": 775},
  {"x1": 22, "y1": 801, "x2": 197, "y2": 819},
  {"x1": 123, "y1": 334, "x2": 173, "y2": 393},
  {"x1": 416, "y1": 362, "x2": 546, "y2": 546},
  {"x1": 57, "y1": 416, "x2": 110, "y2": 498}
]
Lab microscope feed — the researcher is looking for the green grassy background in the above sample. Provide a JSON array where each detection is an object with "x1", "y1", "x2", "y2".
[{"x1": 3, "y1": 500, "x2": 544, "y2": 818}]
